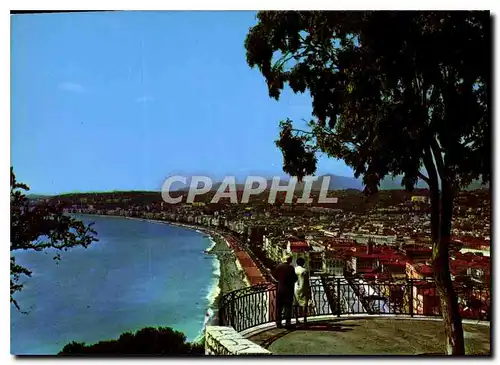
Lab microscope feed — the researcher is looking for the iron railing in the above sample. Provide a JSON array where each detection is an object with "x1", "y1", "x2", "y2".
[{"x1": 218, "y1": 276, "x2": 491, "y2": 333}]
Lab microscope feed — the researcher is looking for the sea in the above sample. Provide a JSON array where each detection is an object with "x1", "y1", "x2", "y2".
[{"x1": 10, "y1": 214, "x2": 220, "y2": 355}]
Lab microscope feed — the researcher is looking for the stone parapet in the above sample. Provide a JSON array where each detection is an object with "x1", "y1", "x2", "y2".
[{"x1": 205, "y1": 326, "x2": 271, "y2": 355}]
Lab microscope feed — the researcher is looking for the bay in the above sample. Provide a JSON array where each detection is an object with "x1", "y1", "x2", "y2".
[{"x1": 10, "y1": 214, "x2": 217, "y2": 355}]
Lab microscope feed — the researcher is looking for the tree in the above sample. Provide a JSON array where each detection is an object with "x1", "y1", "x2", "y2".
[
  {"x1": 10, "y1": 167, "x2": 98, "y2": 311},
  {"x1": 59, "y1": 327, "x2": 205, "y2": 355},
  {"x1": 245, "y1": 11, "x2": 490, "y2": 355}
]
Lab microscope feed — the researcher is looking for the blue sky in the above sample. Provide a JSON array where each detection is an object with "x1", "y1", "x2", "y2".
[{"x1": 11, "y1": 11, "x2": 354, "y2": 194}]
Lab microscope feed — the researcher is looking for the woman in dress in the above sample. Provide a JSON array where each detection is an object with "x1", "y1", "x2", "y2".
[{"x1": 294, "y1": 257, "x2": 311, "y2": 324}]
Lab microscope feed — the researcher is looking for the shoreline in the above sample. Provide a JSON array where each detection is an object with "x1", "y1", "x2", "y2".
[
  {"x1": 77, "y1": 214, "x2": 247, "y2": 342},
  {"x1": 122, "y1": 218, "x2": 250, "y2": 339}
]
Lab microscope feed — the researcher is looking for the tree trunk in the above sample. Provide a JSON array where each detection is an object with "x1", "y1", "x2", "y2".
[
  {"x1": 433, "y1": 255, "x2": 465, "y2": 355},
  {"x1": 423, "y1": 144, "x2": 465, "y2": 355},
  {"x1": 432, "y1": 180, "x2": 465, "y2": 355}
]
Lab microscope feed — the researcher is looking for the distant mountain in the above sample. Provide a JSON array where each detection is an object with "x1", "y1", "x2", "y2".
[
  {"x1": 308, "y1": 174, "x2": 364, "y2": 191},
  {"x1": 378, "y1": 176, "x2": 428, "y2": 190},
  {"x1": 26, "y1": 194, "x2": 53, "y2": 201},
  {"x1": 177, "y1": 174, "x2": 395, "y2": 192},
  {"x1": 306, "y1": 174, "x2": 486, "y2": 191},
  {"x1": 177, "y1": 173, "x2": 487, "y2": 192},
  {"x1": 289, "y1": 174, "x2": 426, "y2": 191}
]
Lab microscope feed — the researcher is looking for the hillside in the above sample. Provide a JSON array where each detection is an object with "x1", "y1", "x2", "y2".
[{"x1": 176, "y1": 174, "x2": 485, "y2": 192}]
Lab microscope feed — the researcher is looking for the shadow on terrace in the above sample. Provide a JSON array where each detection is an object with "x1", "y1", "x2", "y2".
[{"x1": 206, "y1": 276, "x2": 491, "y2": 356}]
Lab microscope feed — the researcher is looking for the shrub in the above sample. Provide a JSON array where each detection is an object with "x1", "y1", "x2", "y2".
[{"x1": 59, "y1": 327, "x2": 205, "y2": 356}]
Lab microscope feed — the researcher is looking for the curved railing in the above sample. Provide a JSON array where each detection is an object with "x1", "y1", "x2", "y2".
[{"x1": 218, "y1": 276, "x2": 491, "y2": 333}]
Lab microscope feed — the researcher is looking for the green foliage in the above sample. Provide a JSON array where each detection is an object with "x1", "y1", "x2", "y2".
[
  {"x1": 10, "y1": 167, "x2": 98, "y2": 311},
  {"x1": 245, "y1": 11, "x2": 490, "y2": 355},
  {"x1": 59, "y1": 327, "x2": 205, "y2": 356},
  {"x1": 245, "y1": 11, "x2": 490, "y2": 193}
]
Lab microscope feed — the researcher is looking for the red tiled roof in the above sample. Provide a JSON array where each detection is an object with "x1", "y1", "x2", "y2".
[
  {"x1": 452, "y1": 236, "x2": 490, "y2": 249},
  {"x1": 414, "y1": 263, "x2": 434, "y2": 275},
  {"x1": 470, "y1": 262, "x2": 489, "y2": 269},
  {"x1": 327, "y1": 243, "x2": 357, "y2": 249},
  {"x1": 451, "y1": 259, "x2": 470, "y2": 269},
  {"x1": 355, "y1": 253, "x2": 380, "y2": 259},
  {"x1": 383, "y1": 262, "x2": 408, "y2": 268},
  {"x1": 455, "y1": 253, "x2": 490, "y2": 266},
  {"x1": 413, "y1": 280, "x2": 435, "y2": 288},
  {"x1": 357, "y1": 267, "x2": 377, "y2": 274},
  {"x1": 406, "y1": 247, "x2": 432, "y2": 253},
  {"x1": 325, "y1": 250, "x2": 347, "y2": 259},
  {"x1": 290, "y1": 241, "x2": 311, "y2": 252},
  {"x1": 291, "y1": 247, "x2": 311, "y2": 252},
  {"x1": 380, "y1": 255, "x2": 407, "y2": 262},
  {"x1": 355, "y1": 251, "x2": 405, "y2": 262},
  {"x1": 419, "y1": 287, "x2": 438, "y2": 296},
  {"x1": 290, "y1": 240, "x2": 309, "y2": 247}
]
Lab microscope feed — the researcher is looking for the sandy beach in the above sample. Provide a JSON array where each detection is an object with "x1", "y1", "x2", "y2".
[
  {"x1": 207, "y1": 235, "x2": 248, "y2": 296},
  {"x1": 166, "y1": 223, "x2": 249, "y2": 290}
]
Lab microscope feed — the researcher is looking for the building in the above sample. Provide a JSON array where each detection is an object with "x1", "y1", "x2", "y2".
[
  {"x1": 263, "y1": 235, "x2": 271, "y2": 252},
  {"x1": 265, "y1": 237, "x2": 288, "y2": 264},
  {"x1": 247, "y1": 225, "x2": 266, "y2": 247},
  {"x1": 308, "y1": 250, "x2": 324, "y2": 274},
  {"x1": 403, "y1": 245, "x2": 433, "y2": 262},
  {"x1": 285, "y1": 238, "x2": 312, "y2": 268},
  {"x1": 406, "y1": 262, "x2": 434, "y2": 280},
  {"x1": 341, "y1": 233, "x2": 397, "y2": 245},
  {"x1": 411, "y1": 196, "x2": 429, "y2": 204},
  {"x1": 351, "y1": 241, "x2": 378, "y2": 274},
  {"x1": 190, "y1": 202, "x2": 206, "y2": 207},
  {"x1": 412, "y1": 283, "x2": 441, "y2": 316},
  {"x1": 467, "y1": 264, "x2": 490, "y2": 284},
  {"x1": 459, "y1": 247, "x2": 490, "y2": 257},
  {"x1": 322, "y1": 251, "x2": 345, "y2": 276},
  {"x1": 381, "y1": 262, "x2": 408, "y2": 279}
]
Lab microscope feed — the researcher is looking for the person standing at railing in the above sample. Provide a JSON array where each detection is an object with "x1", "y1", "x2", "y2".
[
  {"x1": 272, "y1": 256, "x2": 297, "y2": 329},
  {"x1": 294, "y1": 257, "x2": 311, "y2": 324}
]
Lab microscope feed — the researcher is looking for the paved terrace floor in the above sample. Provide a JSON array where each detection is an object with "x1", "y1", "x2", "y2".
[{"x1": 248, "y1": 318, "x2": 491, "y2": 355}]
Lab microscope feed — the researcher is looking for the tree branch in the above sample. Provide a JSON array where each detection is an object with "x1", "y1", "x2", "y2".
[
  {"x1": 292, "y1": 124, "x2": 362, "y2": 148},
  {"x1": 291, "y1": 127, "x2": 315, "y2": 136},
  {"x1": 422, "y1": 146, "x2": 441, "y2": 243},
  {"x1": 430, "y1": 137, "x2": 446, "y2": 182}
]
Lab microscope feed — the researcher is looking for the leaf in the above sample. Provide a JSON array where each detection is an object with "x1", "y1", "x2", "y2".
[
  {"x1": 244, "y1": 11, "x2": 490, "y2": 190},
  {"x1": 10, "y1": 167, "x2": 98, "y2": 311}
]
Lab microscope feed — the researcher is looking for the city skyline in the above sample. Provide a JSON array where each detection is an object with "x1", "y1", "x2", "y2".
[{"x1": 11, "y1": 11, "x2": 355, "y2": 195}]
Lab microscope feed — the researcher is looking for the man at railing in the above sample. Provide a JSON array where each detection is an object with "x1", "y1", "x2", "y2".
[{"x1": 272, "y1": 256, "x2": 297, "y2": 329}]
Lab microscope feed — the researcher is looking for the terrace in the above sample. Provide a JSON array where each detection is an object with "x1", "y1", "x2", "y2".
[{"x1": 205, "y1": 276, "x2": 491, "y2": 356}]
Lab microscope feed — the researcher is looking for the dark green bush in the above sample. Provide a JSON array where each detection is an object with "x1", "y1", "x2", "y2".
[{"x1": 59, "y1": 327, "x2": 205, "y2": 356}]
